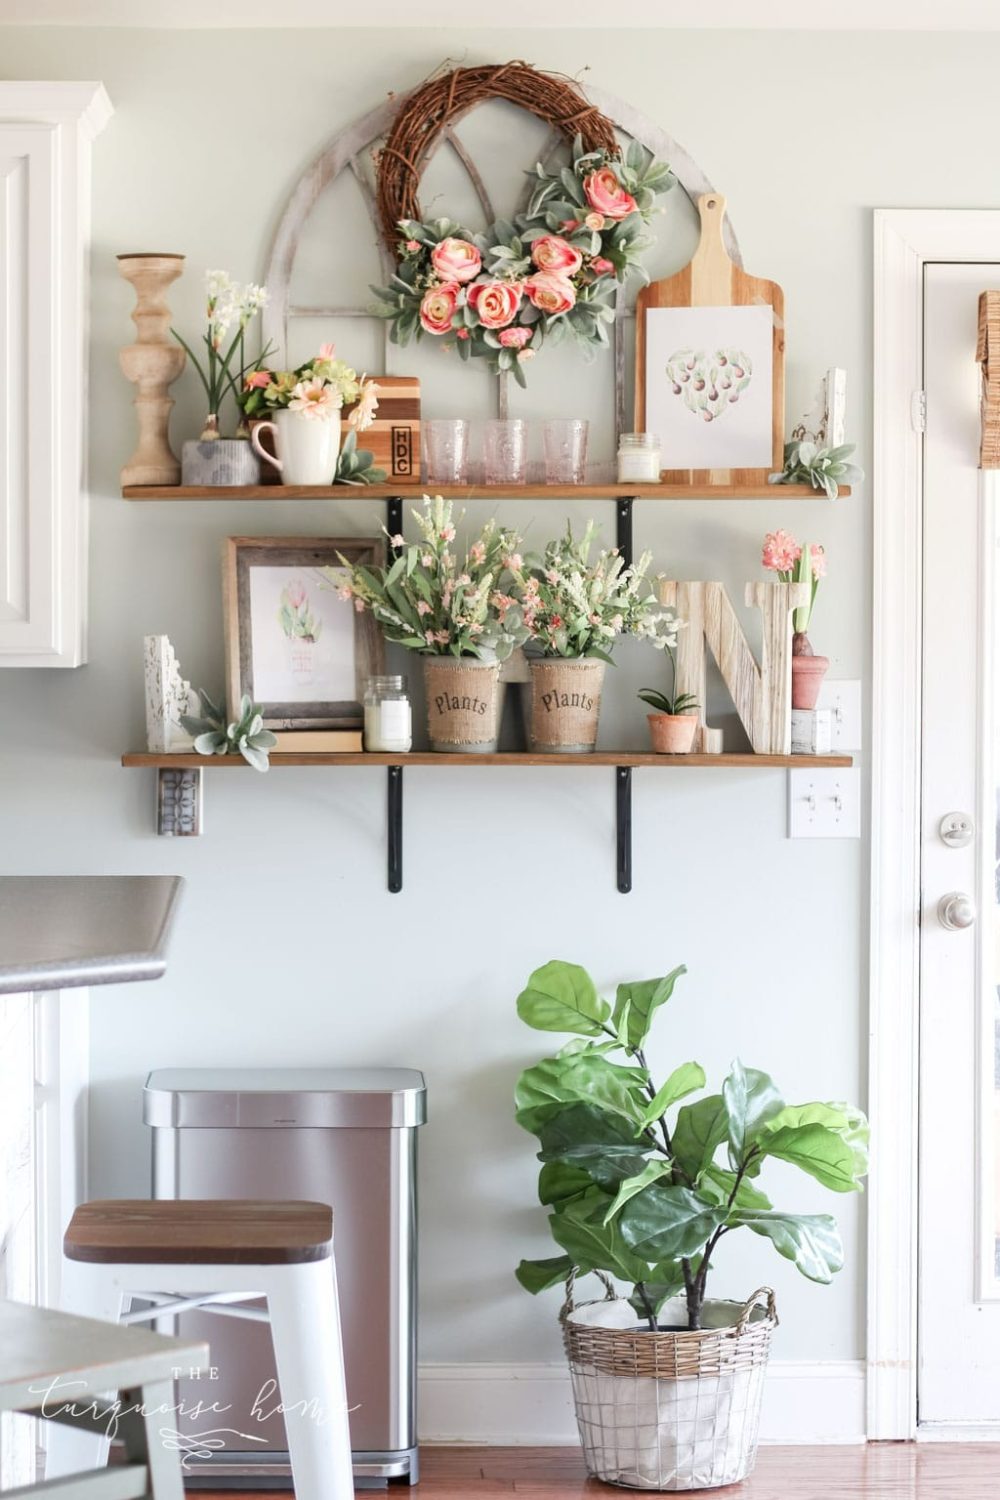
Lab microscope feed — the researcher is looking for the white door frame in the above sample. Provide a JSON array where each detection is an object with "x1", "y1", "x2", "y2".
[{"x1": 870, "y1": 209, "x2": 1000, "y2": 1439}]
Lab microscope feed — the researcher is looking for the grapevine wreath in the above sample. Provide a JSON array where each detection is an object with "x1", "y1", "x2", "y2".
[{"x1": 372, "y1": 62, "x2": 674, "y2": 384}]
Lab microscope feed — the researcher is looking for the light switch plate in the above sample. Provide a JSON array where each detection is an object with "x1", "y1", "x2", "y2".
[
  {"x1": 788, "y1": 768, "x2": 861, "y2": 839},
  {"x1": 815, "y1": 679, "x2": 862, "y2": 750}
]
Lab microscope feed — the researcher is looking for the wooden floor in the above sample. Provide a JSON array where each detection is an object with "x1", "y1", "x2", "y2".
[{"x1": 188, "y1": 1442, "x2": 1000, "y2": 1497}]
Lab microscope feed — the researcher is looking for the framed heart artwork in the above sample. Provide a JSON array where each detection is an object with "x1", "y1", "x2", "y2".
[{"x1": 635, "y1": 193, "x2": 785, "y2": 486}]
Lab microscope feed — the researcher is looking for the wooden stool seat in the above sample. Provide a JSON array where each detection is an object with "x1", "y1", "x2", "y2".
[{"x1": 63, "y1": 1199, "x2": 333, "y2": 1265}]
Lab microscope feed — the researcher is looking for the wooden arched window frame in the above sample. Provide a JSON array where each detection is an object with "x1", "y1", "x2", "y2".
[{"x1": 262, "y1": 82, "x2": 743, "y2": 433}]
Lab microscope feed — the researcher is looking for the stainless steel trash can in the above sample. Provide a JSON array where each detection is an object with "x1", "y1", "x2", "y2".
[{"x1": 143, "y1": 1068, "x2": 426, "y2": 1488}]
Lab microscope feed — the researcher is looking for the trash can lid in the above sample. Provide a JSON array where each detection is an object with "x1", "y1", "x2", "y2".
[{"x1": 143, "y1": 1068, "x2": 427, "y2": 1129}]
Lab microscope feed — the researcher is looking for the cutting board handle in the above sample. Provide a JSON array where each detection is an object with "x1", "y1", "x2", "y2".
[{"x1": 692, "y1": 192, "x2": 733, "y2": 286}]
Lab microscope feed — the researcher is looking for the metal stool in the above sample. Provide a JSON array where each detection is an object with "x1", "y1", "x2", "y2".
[{"x1": 47, "y1": 1200, "x2": 354, "y2": 1500}]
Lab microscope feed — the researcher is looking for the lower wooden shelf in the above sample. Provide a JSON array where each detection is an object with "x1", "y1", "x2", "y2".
[
  {"x1": 122, "y1": 751, "x2": 851, "y2": 770},
  {"x1": 125, "y1": 747, "x2": 853, "y2": 895}
]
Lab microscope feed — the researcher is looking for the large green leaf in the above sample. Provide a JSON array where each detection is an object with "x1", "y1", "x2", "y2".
[
  {"x1": 639, "y1": 1062, "x2": 706, "y2": 1129},
  {"x1": 611, "y1": 965, "x2": 687, "y2": 1051},
  {"x1": 538, "y1": 1161, "x2": 593, "y2": 1211},
  {"x1": 515, "y1": 1254, "x2": 574, "y2": 1294},
  {"x1": 536, "y1": 1103, "x2": 651, "y2": 1188},
  {"x1": 515, "y1": 1050, "x2": 650, "y2": 1135},
  {"x1": 722, "y1": 1061, "x2": 785, "y2": 1165},
  {"x1": 758, "y1": 1102, "x2": 869, "y2": 1181},
  {"x1": 737, "y1": 1211, "x2": 844, "y2": 1283},
  {"x1": 671, "y1": 1095, "x2": 728, "y2": 1183},
  {"x1": 754, "y1": 1123, "x2": 864, "y2": 1193},
  {"x1": 619, "y1": 1183, "x2": 725, "y2": 1261},
  {"x1": 548, "y1": 1192, "x2": 653, "y2": 1283},
  {"x1": 698, "y1": 1163, "x2": 773, "y2": 1213},
  {"x1": 517, "y1": 961, "x2": 610, "y2": 1037},
  {"x1": 602, "y1": 1160, "x2": 673, "y2": 1224}
]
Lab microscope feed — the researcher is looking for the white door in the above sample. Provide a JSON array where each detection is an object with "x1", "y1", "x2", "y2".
[{"x1": 920, "y1": 262, "x2": 1000, "y2": 1427}]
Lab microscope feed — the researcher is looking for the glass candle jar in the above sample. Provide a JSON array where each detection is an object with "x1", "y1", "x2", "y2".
[
  {"x1": 617, "y1": 432, "x2": 661, "y2": 483},
  {"x1": 364, "y1": 675, "x2": 412, "y2": 753}
]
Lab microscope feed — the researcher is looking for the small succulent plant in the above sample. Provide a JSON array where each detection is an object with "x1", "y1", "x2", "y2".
[
  {"x1": 181, "y1": 691, "x2": 277, "y2": 772},
  {"x1": 335, "y1": 429, "x2": 386, "y2": 486},
  {"x1": 769, "y1": 440, "x2": 863, "y2": 500}
]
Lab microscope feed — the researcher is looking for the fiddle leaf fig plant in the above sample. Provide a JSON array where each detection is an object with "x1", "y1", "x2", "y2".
[
  {"x1": 181, "y1": 690, "x2": 277, "y2": 772},
  {"x1": 514, "y1": 960, "x2": 868, "y2": 1330}
]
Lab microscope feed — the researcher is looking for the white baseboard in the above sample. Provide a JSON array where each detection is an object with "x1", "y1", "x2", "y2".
[{"x1": 418, "y1": 1360, "x2": 866, "y2": 1446}]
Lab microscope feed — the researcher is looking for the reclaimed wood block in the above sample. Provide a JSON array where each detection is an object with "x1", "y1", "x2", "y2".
[{"x1": 791, "y1": 708, "x2": 833, "y2": 755}]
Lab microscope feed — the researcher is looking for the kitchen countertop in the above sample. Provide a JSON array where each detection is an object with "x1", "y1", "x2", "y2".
[{"x1": 0, "y1": 876, "x2": 184, "y2": 994}]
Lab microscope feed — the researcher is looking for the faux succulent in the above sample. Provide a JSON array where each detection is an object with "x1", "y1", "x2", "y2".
[
  {"x1": 769, "y1": 440, "x2": 863, "y2": 500},
  {"x1": 335, "y1": 429, "x2": 387, "y2": 486},
  {"x1": 181, "y1": 691, "x2": 277, "y2": 772},
  {"x1": 514, "y1": 960, "x2": 868, "y2": 1330}
]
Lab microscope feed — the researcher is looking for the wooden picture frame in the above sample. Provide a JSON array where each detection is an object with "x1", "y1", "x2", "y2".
[
  {"x1": 222, "y1": 536, "x2": 383, "y2": 729},
  {"x1": 635, "y1": 193, "x2": 784, "y2": 487}
]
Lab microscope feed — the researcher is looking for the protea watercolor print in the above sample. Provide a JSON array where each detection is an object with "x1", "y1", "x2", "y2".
[{"x1": 278, "y1": 578, "x2": 323, "y2": 685}]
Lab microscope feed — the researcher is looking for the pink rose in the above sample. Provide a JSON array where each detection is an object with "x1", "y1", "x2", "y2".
[
  {"x1": 531, "y1": 235, "x2": 583, "y2": 276},
  {"x1": 430, "y1": 237, "x2": 482, "y2": 284},
  {"x1": 498, "y1": 326, "x2": 532, "y2": 349},
  {"x1": 560, "y1": 219, "x2": 580, "y2": 232},
  {"x1": 419, "y1": 283, "x2": 460, "y2": 336},
  {"x1": 405, "y1": 238, "x2": 421, "y2": 252},
  {"x1": 456, "y1": 327, "x2": 470, "y2": 340},
  {"x1": 525, "y1": 272, "x2": 576, "y2": 317},
  {"x1": 584, "y1": 211, "x2": 606, "y2": 232},
  {"x1": 468, "y1": 280, "x2": 522, "y2": 330},
  {"x1": 583, "y1": 166, "x2": 638, "y2": 222},
  {"x1": 590, "y1": 257, "x2": 615, "y2": 277}
]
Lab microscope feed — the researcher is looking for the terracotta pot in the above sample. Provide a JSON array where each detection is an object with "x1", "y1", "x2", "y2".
[
  {"x1": 647, "y1": 713, "x2": 698, "y2": 754},
  {"x1": 790, "y1": 634, "x2": 829, "y2": 708},
  {"x1": 423, "y1": 656, "x2": 501, "y2": 753},
  {"x1": 529, "y1": 658, "x2": 605, "y2": 753}
]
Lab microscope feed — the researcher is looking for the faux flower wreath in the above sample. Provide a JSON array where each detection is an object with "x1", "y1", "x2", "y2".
[{"x1": 372, "y1": 137, "x2": 673, "y2": 384}]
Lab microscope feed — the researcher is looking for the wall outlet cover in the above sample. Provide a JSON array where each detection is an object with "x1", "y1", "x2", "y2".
[
  {"x1": 788, "y1": 768, "x2": 861, "y2": 839},
  {"x1": 815, "y1": 679, "x2": 862, "y2": 750}
]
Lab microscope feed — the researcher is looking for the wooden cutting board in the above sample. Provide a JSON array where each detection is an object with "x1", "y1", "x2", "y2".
[
  {"x1": 635, "y1": 193, "x2": 785, "y2": 487},
  {"x1": 343, "y1": 375, "x2": 420, "y2": 481}
]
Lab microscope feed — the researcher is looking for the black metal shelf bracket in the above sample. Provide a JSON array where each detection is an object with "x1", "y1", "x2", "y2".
[
  {"x1": 386, "y1": 496, "x2": 404, "y2": 556},
  {"x1": 616, "y1": 766, "x2": 632, "y2": 894},
  {"x1": 616, "y1": 496, "x2": 635, "y2": 569},
  {"x1": 387, "y1": 765, "x2": 403, "y2": 892}
]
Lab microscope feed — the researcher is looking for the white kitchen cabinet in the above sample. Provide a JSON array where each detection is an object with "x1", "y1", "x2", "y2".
[{"x1": 0, "y1": 83, "x2": 111, "y2": 667}]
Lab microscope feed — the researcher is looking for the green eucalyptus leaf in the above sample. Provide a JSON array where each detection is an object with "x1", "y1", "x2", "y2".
[{"x1": 516, "y1": 960, "x2": 610, "y2": 1036}]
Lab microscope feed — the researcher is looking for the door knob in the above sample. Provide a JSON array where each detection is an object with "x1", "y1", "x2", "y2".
[{"x1": 937, "y1": 892, "x2": 977, "y2": 930}]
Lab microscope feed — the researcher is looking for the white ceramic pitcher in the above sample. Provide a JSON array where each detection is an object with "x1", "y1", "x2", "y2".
[{"x1": 251, "y1": 408, "x2": 341, "y2": 485}]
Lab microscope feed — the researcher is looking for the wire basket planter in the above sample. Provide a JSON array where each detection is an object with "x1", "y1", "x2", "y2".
[{"x1": 560, "y1": 1271, "x2": 778, "y2": 1491}]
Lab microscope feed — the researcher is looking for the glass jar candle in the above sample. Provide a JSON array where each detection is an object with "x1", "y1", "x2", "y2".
[
  {"x1": 617, "y1": 432, "x2": 661, "y2": 483},
  {"x1": 364, "y1": 675, "x2": 412, "y2": 753}
]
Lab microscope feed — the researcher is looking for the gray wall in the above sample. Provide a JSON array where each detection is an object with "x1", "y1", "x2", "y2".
[{"x1": 3, "y1": 24, "x2": 977, "y2": 1370}]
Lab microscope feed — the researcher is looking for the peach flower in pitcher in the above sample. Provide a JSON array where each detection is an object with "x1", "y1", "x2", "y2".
[
  {"x1": 531, "y1": 235, "x2": 583, "y2": 276},
  {"x1": 583, "y1": 166, "x2": 638, "y2": 221},
  {"x1": 525, "y1": 272, "x2": 576, "y2": 317},
  {"x1": 430, "y1": 237, "x2": 482, "y2": 283},
  {"x1": 419, "y1": 283, "x2": 461, "y2": 335},
  {"x1": 468, "y1": 280, "x2": 522, "y2": 330}
]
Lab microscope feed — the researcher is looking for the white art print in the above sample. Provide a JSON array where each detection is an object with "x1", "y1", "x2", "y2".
[
  {"x1": 644, "y1": 304, "x2": 775, "y2": 469},
  {"x1": 248, "y1": 565, "x2": 354, "y2": 704}
]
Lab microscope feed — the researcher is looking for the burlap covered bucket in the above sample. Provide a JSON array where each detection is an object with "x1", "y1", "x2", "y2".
[
  {"x1": 529, "y1": 657, "x2": 606, "y2": 753},
  {"x1": 561, "y1": 1273, "x2": 778, "y2": 1491},
  {"x1": 423, "y1": 656, "x2": 501, "y2": 753}
]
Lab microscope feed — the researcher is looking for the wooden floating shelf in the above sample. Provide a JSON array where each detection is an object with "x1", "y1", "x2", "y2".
[
  {"x1": 123, "y1": 751, "x2": 852, "y2": 770},
  {"x1": 121, "y1": 483, "x2": 848, "y2": 502}
]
